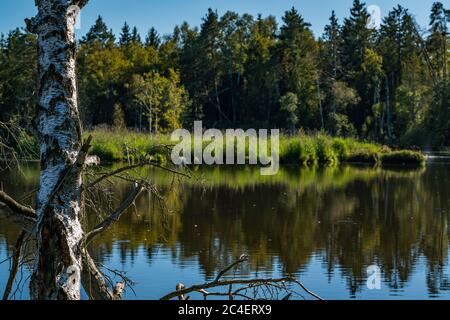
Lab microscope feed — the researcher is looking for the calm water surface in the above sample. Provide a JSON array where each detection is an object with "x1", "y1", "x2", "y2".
[{"x1": 0, "y1": 160, "x2": 449, "y2": 300}]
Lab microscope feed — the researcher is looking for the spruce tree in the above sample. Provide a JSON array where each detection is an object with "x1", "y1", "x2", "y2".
[
  {"x1": 145, "y1": 27, "x2": 161, "y2": 48},
  {"x1": 119, "y1": 22, "x2": 132, "y2": 46},
  {"x1": 428, "y1": 2, "x2": 449, "y2": 81},
  {"x1": 341, "y1": 0, "x2": 375, "y2": 131},
  {"x1": 341, "y1": 0, "x2": 374, "y2": 75},
  {"x1": 277, "y1": 7, "x2": 319, "y2": 129},
  {"x1": 131, "y1": 26, "x2": 142, "y2": 44},
  {"x1": 322, "y1": 11, "x2": 343, "y2": 79},
  {"x1": 80, "y1": 15, "x2": 115, "y2": 47}
]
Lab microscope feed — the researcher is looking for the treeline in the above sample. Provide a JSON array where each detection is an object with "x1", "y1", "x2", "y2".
[{"x1": 0, "y1": 0, "x2": 449, "y2": 147}]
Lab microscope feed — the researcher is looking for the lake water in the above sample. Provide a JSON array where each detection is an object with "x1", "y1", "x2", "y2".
[{"x1": 1, "y1": 159, "x2": 449, "y2": 300}]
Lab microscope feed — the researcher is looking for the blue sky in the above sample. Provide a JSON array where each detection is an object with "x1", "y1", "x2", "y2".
[{"x1": 0, "y1": 0, "x2": 439, "y2": 39}]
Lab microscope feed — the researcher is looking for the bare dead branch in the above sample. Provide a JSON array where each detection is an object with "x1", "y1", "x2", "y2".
[
  {"x1": 0, "y1": 191, "x2": 36, "y2": 219},
  {"x1": 83, "y1": 183, "x2": 144, "y2": 245},
  {"x1": 113, "y1": 283, "x2": 125, "y2": 299},
  {"x1": 86, "y1": 161, "x2": 190, "y2": 190},
  {"x1": 18, "y1": 188, "x2": 39, "y2": 203},
  {"x1": 0, "y1": 121, "x2": 37, "y2": 169},
  {"x1": 291, "y1": 280, "x2": 323, "y2": 301},
  {"x1": 162, "y1": 255, "x2": 323, "y2": 301},
  {"x1": 97, "y1": 263, "x2": 135, "y2": 296},
  {"x1": 86, "y1": 164, "x2": 148, "y2": 189},
  {"x1": 176, "y1": 283, "x2": 188, "y2": 300},
  {"x1": 0, "y1": 209, "x2": 36, "y2": 234},
  {"x1": 161, "y1": 277, "x2": 300, "y2": 301},
  {"x1": 2, "y1": 231, "x2": 27, "y2": 300},
  {"x1": 0, "y1": 136, "x2": 91, "y2": 223},
  {"x1": 198, "y1": 290, "x2": 254, "y2": 300},
  {"x1": 215, "y1": 254, "x2": 249, "y2": 282},
  {"x1": 81, "y1": 249, "x2": 123, "y2": 300}
]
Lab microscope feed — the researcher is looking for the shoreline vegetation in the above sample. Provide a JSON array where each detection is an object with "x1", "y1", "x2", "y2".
[
  {"x1": 18, "y1": 129, "x2": 425, "y2": 168},
  {"x1": 2, "y1": 3, "x2": 449, "y2": 154}
]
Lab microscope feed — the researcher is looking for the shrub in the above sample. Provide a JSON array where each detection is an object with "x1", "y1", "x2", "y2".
[
  {"x1": 380, "y1": 151, "x2": 425, "y2": 167},
  {"x1": 299, "y1": 135, "x2": 318, "y2": 165},
  {"x1": 315, "y1": 134, "x2": 338, "y2": 165}
]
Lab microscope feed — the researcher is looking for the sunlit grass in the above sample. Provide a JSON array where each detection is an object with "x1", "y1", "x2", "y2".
[
  {"x1": 85, "y1": 129, "x2": 426, "y2": 167},
  {"x1": 16, "y1": 128, "x2": 425, "y2": 167}
]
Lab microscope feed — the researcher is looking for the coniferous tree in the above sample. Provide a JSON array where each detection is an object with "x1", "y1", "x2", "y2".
[
  {"x1": 321, "y1": 11, "x2": 343, "y2": 80},
  {"x1": 0, "y1": 29, "x2": 37, "y2": 125},
  {"x1": 131, "y1": 26, "x2": 142, "y2": 44},
  {"x1": 80, "y1": 15, "x2": 115, "y2": 47},
  {"x1": 242, "y1": 15, "x2": 278, "y2": 127},
  {"x1": 428, "y1": 2, "x2": 449, "y2": 81},
  {"x1": 341, "y1": 0, "x2": 374, "y2": 74},
  {"x1": 145, "y1": 27, "x2": 161, "y2": 48},
  {"x1": 277, "y1": 7, "x2": 319, "y2": 129},
  {"x1": 319, "y1": 11, "x2": 345, "y2": 133},
  {"x1": 119, "y1": 22, "x2": 132, "y2": 46},
  {"x1": 0, "y1": 4, "x2": 448, "y2": 147},
  {"x1": 341, "y1": 0, "x2": 375, "y2": 132},
  {"x1": 378, "y1": 6, "x2": 429, "y2": 142}
]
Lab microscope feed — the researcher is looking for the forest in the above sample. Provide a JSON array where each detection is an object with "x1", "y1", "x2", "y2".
[
  {"x1": 0, "y1": 0, "x2": 449, "y2": 149},
  {"x1": 0, "y1": 0, "x2": 450, "y2": 303}
]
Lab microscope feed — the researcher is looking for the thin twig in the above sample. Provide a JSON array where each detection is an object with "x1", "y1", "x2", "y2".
[
  {"x1": 86, "y1": 161, "x2": 190, "y2": 190},
  {"x1": 161, "y1": 277, "x2": 298, "y2": 301},
  {"x1": 83, "y1": 183, "x2": 144, "y2": 244}
]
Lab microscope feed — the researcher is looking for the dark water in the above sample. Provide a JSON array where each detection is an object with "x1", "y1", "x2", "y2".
[{"x1": 1, "y1": 160, "x2": 450, "y2": 300}]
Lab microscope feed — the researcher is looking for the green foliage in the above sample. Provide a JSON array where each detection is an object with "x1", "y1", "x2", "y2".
[
  {"x1": 127, "y1": 69, "x2": 187, "y2": 134},
  {"x1": 315, "y1": 134, "x2": 339, "y2": 165},
  {"x1": 88, "y1": 129, "x2": 173, "y2": 162},
  {"x1": 145, "y1": 27, "x2": 160, "y2": 49},
  {"x1": 14, "y1": 128, "x2": 424, "y2": 168},
  {"x1": 280, "y1": 133, "x2": 388, "y2": 166},
  {"x1": 380, "y1": 150, "x2": 425, "y2": 167},
  {"x1": 113, "y1": 103, "x2": 126, "y2": 131},
  {"x1": 279, "y1": 93, "x2": 298, "y2": 132},
  {"x1": 277, "y1": 7, "x2": 320, "y2": 129},
  {"x1": 327, "y1": 112, "x2": 356, "y2": 137},
  {"x1": 0, "y1": 29, "x2": 37, "y2": 126},
  {"x1": 1, "y1": 2, "x2": 449, "y2": 150},
  {"x1": 426, "y1": 81, "x2": 450, "y2": 147},
  {"x1": 80, "y1": 15, "x2": 115, "y2": 47}
]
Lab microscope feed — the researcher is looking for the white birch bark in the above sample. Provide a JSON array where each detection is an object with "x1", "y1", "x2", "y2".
[{"x1": 26, "y1": 0, "x2": 89, "y2": 300}]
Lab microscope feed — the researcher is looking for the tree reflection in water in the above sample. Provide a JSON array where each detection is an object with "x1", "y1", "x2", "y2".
[{"x1": 1, "y1": 162, "x2": 449, "y2": 299}]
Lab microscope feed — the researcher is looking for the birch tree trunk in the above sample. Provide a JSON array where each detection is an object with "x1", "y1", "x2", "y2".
[{"x1": 26, "y1": 0, "x2": 89, "y2": 300}]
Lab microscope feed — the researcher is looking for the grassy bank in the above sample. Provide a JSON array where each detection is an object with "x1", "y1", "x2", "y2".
[
  {"x1": 280, "y1": 135, "x2": 425, "y2": 167},
  {"x1": 86, "y1": 130, "x2": 424, "y2": 168},
  {"x1": 17, "y1": 129, "x2": 425, "y2": 167}
]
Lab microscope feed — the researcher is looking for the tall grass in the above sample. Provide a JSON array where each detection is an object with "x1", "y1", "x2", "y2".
[
  {"x1": 279, "y1": 133, "x2": 386, "y2": 165},
  {"x1": 88, "y1": 130, "x2": 173, "y2": 162},
  {"x1": 16, "y1": 129, "x2": 426, "y2": 167}
]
